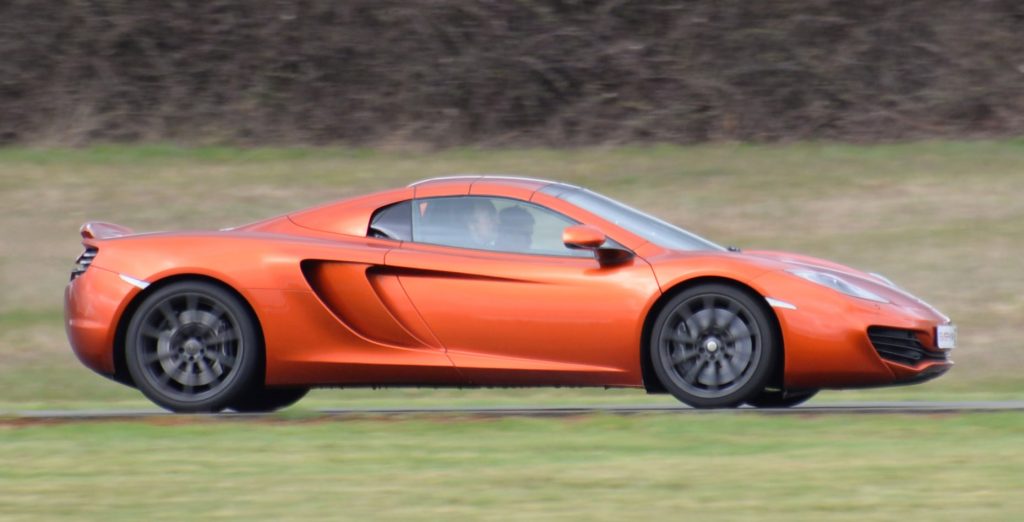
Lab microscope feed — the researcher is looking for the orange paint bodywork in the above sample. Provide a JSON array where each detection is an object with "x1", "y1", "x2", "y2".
[{"x1": 65, "y1": 176, "x2": 953, "y2": 393}]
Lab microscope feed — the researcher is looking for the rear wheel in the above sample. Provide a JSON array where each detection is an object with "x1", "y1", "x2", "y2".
[
  {"x1": 229, "y1": 388, "x2": 310, "y2": 413},
  {"x1": 125, "y1": 281, "x2": 261, "y2": 413},
  {"x1": 745, "y1": 389, "x2": 818, "y2": 408},
  {"x1": 650, "y1": 283, "x2": 778, "y2": 409}
]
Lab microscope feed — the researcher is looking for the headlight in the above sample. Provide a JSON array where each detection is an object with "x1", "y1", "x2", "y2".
[
  {"x1": 788, "y1": 268, "x2": 888, "y2": 303},
  {"x1": 868, "y1": 272, "x2": 898, "y2": 288}
]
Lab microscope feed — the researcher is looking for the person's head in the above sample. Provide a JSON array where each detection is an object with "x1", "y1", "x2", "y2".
[
  {"x1": 496, "y1": 206, "x2": 535, "y2": 251},
  {"x1": 466, "y1": 198, "x2": 498, "y2": 246}
]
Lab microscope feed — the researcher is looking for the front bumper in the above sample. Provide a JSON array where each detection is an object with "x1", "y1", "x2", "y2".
[
  {"x1": 64, "y1": 266, "x2": 143, "y2": 377},
  {"x1": 756, "y1": 272, "x2": 953, "y2": 390}
]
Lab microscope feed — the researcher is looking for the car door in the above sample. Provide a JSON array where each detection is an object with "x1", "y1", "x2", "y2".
[{"x1": 384, "y1": 195, "x2": 661, "y2": 386}]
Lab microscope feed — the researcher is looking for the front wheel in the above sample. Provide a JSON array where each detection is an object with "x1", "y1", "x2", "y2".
[
  {"x1": 125, "y1": 281, "x2": 261, "y2": 413},
  {"x1": 745, "y1": 389, "x2": 818, "y2": 408},
  {"x1": 650, "y1": 284, "x2": 778, "y2": 409}
]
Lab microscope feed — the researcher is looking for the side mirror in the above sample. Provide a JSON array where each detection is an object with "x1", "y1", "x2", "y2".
[
  {"x1": 562, "y1": 225, "x2": 605, "y2": 250},
  {"x1": 562, "y1": 225, "x2": 634, "y2": 267}
]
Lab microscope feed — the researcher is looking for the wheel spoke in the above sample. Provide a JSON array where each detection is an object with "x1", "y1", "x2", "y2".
[
  {"x1": 684, "y1": 315, "x2": 704, "y2": 339},
  {"x1": 723, "y1": 356, "x2": 742, "y2": 381},
  {"x1": 157, "y1": 370, "x2": 173, "y2": 385},
  {"x1": 671, "y1": 308, "x2": 690, "y2": 325},
  {"x1": 140, "y1": 325, "x2": 166, "y2": 339},
  {"x1": 671, "y1": 346, "x2": 698, "y2": 365},
  {"x1": 714, "y1": 303, "x2": 735, "y2": 330},
  {"x1": 666, "y1": 329, "x2": 696, "y2": 344},
  {"x1": 168, "y1": 361, "x2": 191, "y2": 384},
  {"x1": 206, "y1": 349, "x2": 235, "y2": 369},
  {"x1": 157, "y1": 302, "x2": 180, "y2": 329},
  {"x1": 708, "y1": 361, "x2": 720, "y2": 391},
  {"x1": 185, "y1": 294, "x2": 199, "y2": 313},
  {"x1": 142, "y1": 351, "x2": 174, "y2": 365},
  {"x1": 702, "y1": 296, "x2": 714, "y2": 311},
  {"x1": 682, "y1": 358, "x2": 707, "y2": 384},
  {"x1": 698, "y1": 297, "x2": 714, "y2": 330},
  {"x1": 195, "y1": 311, "x2": 225, "y2": 330},
  {"x1": 205, "y1": 330, "x2": 238, "y2": 346},
  {"x1": 725, "y1": 301, "x2": 738, "y2": 313},
  {"x1": 729, "y1": 331, "x2": 753, "y2": 342},
  {"x1": 195, "y1": 358, "x2": 220, "y2": 383}
]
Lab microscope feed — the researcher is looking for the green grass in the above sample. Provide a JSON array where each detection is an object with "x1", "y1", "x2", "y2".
[
  {"x1": 1, "y1": 140, "x2": 1023, "y2": 409},
  {"x1": 2, "y1": 143, "x2": 1022, "y2": 519},
  {"x1": 2, "y1": 413, "x2": 1023, "y2": 521}
]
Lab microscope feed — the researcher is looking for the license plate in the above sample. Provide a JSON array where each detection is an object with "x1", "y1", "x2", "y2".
[{"x1": 936, "y1": 324, "x2": 957, "y2": 350}]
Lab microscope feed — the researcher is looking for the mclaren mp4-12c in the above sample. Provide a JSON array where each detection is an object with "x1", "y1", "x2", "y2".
[{"x1": 65, "y1": 176, "x2": 956, "y2": 412}]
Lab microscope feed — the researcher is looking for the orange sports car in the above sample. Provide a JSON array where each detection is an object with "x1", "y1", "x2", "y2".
[{"x1": 65, "y1": 176, "x2": 956, "y2": 412}]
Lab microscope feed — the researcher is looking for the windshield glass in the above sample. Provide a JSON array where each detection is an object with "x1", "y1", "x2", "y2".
[{"x1": 546, "y1": 186, "x2": 725, "y2": 252}]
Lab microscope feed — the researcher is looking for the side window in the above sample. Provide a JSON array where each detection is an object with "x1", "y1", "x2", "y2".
[
  {"x1": 368, "y1": 200, "x2": 412, "y2": 240},
  {"x1": 412, "y1": 196, "x2": 592, "y2": 257}
]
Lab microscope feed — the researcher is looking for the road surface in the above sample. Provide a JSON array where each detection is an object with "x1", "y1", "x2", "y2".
[{"x1": 6, "y1": 401, "x2": 1024, "y2": 422}]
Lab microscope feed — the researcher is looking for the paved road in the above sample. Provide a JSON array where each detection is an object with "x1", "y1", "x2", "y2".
[{"x1": 7, "y1": 401, "x2": 1024, "y2": 422}]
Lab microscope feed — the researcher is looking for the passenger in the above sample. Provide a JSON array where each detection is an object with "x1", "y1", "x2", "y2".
[
  {"x1": 465, "y1": 198, "x2": 499, "y2": 247},
  {"x1": 496, "y1": 206, "x2": 535, "y2": 251}
]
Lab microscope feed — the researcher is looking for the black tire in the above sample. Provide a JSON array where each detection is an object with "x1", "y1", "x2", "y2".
[
  {"x1": 125, "y1": 280, "x2": 261, "y2": 413},
  {"x1": 650, "y1": 283, "x2": 778, "y2": 409},
  {"x1": 229, "y1": 387, "x2": 310, "y2": 413},
  {"x1": 745, "y1": 389, "x2": 818, "y2": 408}
]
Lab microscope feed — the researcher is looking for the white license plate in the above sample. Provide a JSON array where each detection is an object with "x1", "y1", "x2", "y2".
[{"x1": 936, "y1": 324, "x2": 957, "y2": 350}]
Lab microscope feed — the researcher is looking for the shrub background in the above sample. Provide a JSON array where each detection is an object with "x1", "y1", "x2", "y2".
[{"x1": 2, "y1": 0, "x2": 1023, "y2": 146}]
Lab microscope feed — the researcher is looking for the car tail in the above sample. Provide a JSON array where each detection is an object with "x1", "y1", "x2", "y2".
[{"x1": 69, "y1": 222, "x2": 134, "y2": 282}]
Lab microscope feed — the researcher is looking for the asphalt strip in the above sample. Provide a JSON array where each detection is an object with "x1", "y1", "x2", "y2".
[{"x1": 4, "y1": 401, "x2": 1024, "y2": 423}]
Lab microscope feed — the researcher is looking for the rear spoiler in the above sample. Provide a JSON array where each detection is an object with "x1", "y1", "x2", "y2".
[{"x1": 80, "y1": 222, "x2": 133, "y2": 240}]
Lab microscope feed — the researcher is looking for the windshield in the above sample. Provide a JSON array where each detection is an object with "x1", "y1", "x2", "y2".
[{"x1": 545, "y1": 186, "x2": 725, "y2": 252}]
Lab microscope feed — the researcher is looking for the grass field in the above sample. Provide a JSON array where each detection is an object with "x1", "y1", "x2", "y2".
[
  {"x1": 2, "y1": 413, "x2": 1023, "y2": 521},
  {"x1": 1, "y1": 140, "x2": 1022, "y2": 409},
  {"x1": 1, "y1": 142, "x2": 1022, "y2": 520}
]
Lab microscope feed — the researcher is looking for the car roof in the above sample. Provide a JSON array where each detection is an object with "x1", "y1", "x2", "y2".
[{"x1": 408, "y1": 175, "x2": 578, "y2": 192}]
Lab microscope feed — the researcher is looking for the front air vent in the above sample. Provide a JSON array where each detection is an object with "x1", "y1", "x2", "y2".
[
  {"x1": 70, "y1": 247, "x2": 98, "y2": 281},
  {"x1": 868, "y1": 326, "x2": 948, "y2": 366}
]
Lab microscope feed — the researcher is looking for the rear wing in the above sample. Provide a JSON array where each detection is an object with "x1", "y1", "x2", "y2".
[{"x1": 80, "y1": 221, "x2": 133, "y2": 240}]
